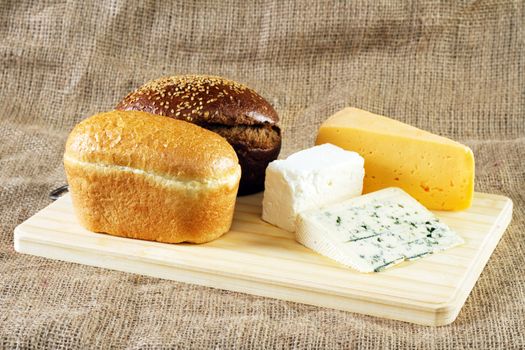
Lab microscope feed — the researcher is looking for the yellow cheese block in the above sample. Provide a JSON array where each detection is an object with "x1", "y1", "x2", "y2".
[{"x1": 315, "y1": 107, "x2": 475, "y2": 211}]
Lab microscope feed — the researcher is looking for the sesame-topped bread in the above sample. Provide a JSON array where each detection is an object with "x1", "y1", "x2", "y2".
[
  {"x1": 64, "y1": 110, "x2": 241, "y2": 244},
  {"x1": 116, "y1": 75, "x2": 281, "y2": 195}
]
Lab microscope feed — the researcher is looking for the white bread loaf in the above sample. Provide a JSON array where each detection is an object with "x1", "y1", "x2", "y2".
[{"x1": 64, "y1": 110, "x2": 241, "y2": 243}]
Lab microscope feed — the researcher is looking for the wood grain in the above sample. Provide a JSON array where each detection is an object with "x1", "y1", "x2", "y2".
[{"x1": 14, "y1": 192, "x2": 512, "y2": 326}]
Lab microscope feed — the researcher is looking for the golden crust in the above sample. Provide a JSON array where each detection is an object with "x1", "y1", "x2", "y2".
[
  {"x1": 65, "y1": 161, "x2": 239, "y2": 243},
  {"x1": 64, "y1": 110, "x2": 241, "y2": 243},
  {"x1": 65, "y1": 110, "x2": 239, "y2": 181}
]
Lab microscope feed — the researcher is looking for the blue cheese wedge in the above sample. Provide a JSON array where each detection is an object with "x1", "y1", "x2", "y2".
[{"x1": 296, "y1": 187, "x2": 464, "y2": 272}]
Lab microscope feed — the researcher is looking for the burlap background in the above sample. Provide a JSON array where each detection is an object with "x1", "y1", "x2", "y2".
[{"x1": 1, "y1": 1, "x2": 524, "y2": 348}]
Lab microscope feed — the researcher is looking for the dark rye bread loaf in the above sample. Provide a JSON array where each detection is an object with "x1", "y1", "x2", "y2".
[{"x1": 116, "y1": 75, "x2": 281, "y2": 195}]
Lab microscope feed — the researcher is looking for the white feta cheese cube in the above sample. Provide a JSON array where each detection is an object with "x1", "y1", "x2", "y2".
[{"x1": 262, "y1": 143, "x2": 364, "y2": 232}]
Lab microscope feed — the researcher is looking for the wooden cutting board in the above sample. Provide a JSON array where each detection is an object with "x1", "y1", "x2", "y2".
[{"x1": 14, "y1": 192, "x2": 512, "y2": 326}]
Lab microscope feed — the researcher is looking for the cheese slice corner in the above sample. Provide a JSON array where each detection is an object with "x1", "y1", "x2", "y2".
[{"x1": 316, "y1": 107, "x2": 475, "y2": 211}]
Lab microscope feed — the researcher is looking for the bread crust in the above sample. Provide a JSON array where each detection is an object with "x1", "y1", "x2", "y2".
[
  {"x1": 65, "y1": 110, "x2": 239, "y2": 181},
  {"x1": 208, "y1": 124, "x2": 281, "y2": 195},
  {"x1": 64, "y1": 110, "x2": 241, "y2": 243},
  {"x1": 115, "y1": 75, "x2": 281, "y2": 195},
  {"x1": 116, "y1": 75, "x2": 279, "y2": 126}
]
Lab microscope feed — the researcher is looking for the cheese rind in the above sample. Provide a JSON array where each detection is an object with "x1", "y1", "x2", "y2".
[
  {"x1": 296, "y1": 187, "x2": 464, "y2": 273},
  {"x1": 262, "y1": 144, "x2": 364, "y2": 232},
  {"x1": 316, "y1": 107, "x2": 475, "y2": 211}
]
